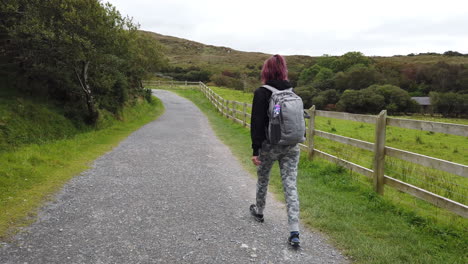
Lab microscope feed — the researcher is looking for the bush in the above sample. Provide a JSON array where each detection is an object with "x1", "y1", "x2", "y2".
[
  {"x1": 211, "y1": 74, "x2": 245, "y2": 90},
  {"x1": 430, "y1": 92, "x2": 468, "y2": 117},
  {"x1": 295, "y1": 85, "x2": 318, "y2": 109},
  {"x1": 337, "y1": 89, "x2": 385, "y2": 113},
  {"x1": 334, "y1": 64, "x2": 381, "y2": 92},
  {"x1": 337, "y1": 84, "x2": 414, "y2": 114},
  {"x1": 311, "y1": 89, "x2": 340, "y2": 110}
]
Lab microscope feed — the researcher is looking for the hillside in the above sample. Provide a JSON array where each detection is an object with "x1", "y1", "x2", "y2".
[
  {"x1": 143, "y1": 30, "x2": 468, "y2": 74},
  {"x1": 145, "y1": 31, "x2": 467, "y2": 117},
  {"x1": 142, "y1": 31, "x2": 316, "y2": 75}
]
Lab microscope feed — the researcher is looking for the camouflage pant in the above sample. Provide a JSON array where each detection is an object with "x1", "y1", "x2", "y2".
[{"x1": 256, "y1": 141, "x2": 300, "y2": 232}]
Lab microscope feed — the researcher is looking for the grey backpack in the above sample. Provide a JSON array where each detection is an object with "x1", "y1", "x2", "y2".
[{"x1": 262, "y1": 85, "x2": 306, "y2": 145}]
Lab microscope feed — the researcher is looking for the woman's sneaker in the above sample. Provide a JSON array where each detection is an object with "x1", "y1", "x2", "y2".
[
  {"x1": 288, "y1": 231, "x2": 300, "y2": 247},
  {"x1": 249, "y1": 204, "x2": 264, "y2": 223}
]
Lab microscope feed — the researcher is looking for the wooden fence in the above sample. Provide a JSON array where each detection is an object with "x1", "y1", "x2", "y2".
[
  {"x1": 148, "y1": 81, "x2": 468, "y2": 218},
  {"x1": 143, "y1": 80, "x2": 200, "y2": 87}
]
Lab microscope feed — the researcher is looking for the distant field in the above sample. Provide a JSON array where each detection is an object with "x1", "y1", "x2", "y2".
[{"x1": 193, "y1": 85, "x2": 468, "y2": 205}]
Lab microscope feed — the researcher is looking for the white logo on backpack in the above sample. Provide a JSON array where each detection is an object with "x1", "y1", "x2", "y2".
[{"x1": 262, "y1": 85, "x2": 306, "y2": 145}]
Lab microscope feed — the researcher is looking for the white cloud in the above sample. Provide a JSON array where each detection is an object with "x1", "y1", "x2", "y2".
[{"x1": 106, "y1": 0, "x2": 468, "y2": 56}]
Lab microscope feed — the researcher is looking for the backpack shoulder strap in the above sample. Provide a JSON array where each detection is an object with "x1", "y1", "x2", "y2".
[{"x1": 261, "y1": 85, "x2": 278, "y2": 93}]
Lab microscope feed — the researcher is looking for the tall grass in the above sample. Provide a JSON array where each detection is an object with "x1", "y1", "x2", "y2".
[
  {"x1": 173, "y1": 87, "x2": 467, "y2": 264},
  {"x1": 0, "y1": 97, "x2": 164, "y2": 239}
]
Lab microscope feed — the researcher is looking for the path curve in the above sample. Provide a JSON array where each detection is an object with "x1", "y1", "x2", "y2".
[{"x1": 0, "y1": 90, "x2": 348, "y2": 263}]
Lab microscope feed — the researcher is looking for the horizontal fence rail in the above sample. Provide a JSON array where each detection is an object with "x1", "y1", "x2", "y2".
[
  {"x1": 150, "y1": 80, "x2": 468, "y2": 218},
  {"x1": 387, "y1": 118, "x2": 468, "y2": 137}
]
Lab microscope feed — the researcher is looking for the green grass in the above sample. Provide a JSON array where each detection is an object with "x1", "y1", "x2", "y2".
[
  {"x1": 173, "y1": 87, "x2": 467, "y2": 264},
  {"x1": 210, "y1": 86, "x2": 255, "y2": 103},
  {"x1": 0, "y1": 97, "x2": 164, "y2": 240},
  {"x1": 196, "y1": 86, "x2": 468, "y2": 205},
  {"x1": 0, "y1": 97, "x2": 88, "y2": 152}
]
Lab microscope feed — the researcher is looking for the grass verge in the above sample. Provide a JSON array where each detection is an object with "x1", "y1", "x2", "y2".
[
  {"x1": 174, "y1": 88, "x2": 467, "y2": 264},
  {"x1": 0, "y1": 97, "x2": 164, "y2": 240},
  {"x1": 196, "y1": 85, "x2": 468, "y2": 211}
]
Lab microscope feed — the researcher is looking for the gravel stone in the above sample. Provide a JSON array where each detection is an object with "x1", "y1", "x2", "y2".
[{"x1": 0, "y1": 90, "x2": 348, "y2": 264}]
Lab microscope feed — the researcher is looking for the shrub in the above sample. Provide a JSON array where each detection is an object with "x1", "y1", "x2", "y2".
[
  {"x1": 430, "y1": 92, "x2": 468, "y2": 117},
  {"x1": 336, "y1": 84, "x2": 417, "y2": 114}
]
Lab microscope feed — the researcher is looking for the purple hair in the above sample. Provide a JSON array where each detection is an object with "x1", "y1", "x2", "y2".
[{"x1": 261, "y1": 54, "x2": 288, "y2": 84}]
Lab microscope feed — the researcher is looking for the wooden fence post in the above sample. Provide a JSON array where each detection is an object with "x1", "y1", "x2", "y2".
[
  {"x1": 232, "y1": 101, "x2": 236, "y2": 121},
  {"x1": 243, "y1": 103, "x2": 247, "y2": 127},
  {"x1": 307, "y1": 106, "x2": 316, "y2": 159},
  {"x1": 373, "y1": 110, "x2": 387, "y2": 195},
  {"x1": 224, "y1": 99, "x2": 228, "y2": 117}
]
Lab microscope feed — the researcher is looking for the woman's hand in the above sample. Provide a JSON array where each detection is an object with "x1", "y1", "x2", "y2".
[{"x1": 252, "y1": 156, "x2": 261, "y2": 166}]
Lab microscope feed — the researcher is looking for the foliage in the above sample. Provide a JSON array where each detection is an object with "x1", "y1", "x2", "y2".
[
  {"x1": 0, "y1": 97, "x2": 87, "y2": 152},
  {"x1": 0, "y1": 95, "x2": 164, "y2": 239},
  {"x1": 295, "y1": 85, "x2": 318, "y2": 108},
  {"x1": 334, "y1": 64, "x2": 382, "y2": 92},
  {"x1": 430, "y1": 92, "x2": 468, "y2": 117},
  {"x1": 311, "y1": 89, "x2": 340, "y2": 110},
  {"x1": 331, "y1": 52, "x2": 372, "y2": 72},
  {"x1": 164, "y1": 66, "x2": 211, "y2": 82},
  {"x1": 337, "y1": 89, "x2": 385, "y2": 113},
  {"x1": 1, "y1": 0, "x2": 166, "y2": 123},
  {"x1": 443, "y1": 50, "x2": 464, "y2": 57},
  {"x1": 337, "y1": 84, "x2": 415, "y2": 114},
  {"x1": 210, "y1": 73, "x2": 244, "y2": 90},
  {"x1": 298, "y1": 64, "x2": 322, "y2": 86}
]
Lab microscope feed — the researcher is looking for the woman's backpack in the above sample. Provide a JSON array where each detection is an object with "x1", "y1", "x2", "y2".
[{"x1": 262, "y1": 85, "x2": 306, "y2": 145}]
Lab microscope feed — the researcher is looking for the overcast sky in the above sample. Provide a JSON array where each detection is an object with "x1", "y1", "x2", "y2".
[{"x1": 106, "y1": 0, "x2": 468, "y2": 56}]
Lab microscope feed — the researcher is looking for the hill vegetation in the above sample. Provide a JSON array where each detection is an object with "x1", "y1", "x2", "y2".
[
  {"x1": 147, "y1": 32, "x2": 468, "y2": 116},
  {"x1": 0, "y1": 0, "x2": 166, "y2": 237},
  {"x1": 1, "y1": 0, "x2": 167, "y2": 125}
]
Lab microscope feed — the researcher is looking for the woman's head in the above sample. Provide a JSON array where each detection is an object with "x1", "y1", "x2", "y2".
[{"x1": 261, "y1": 54, "x2": 288, "y2": 84}]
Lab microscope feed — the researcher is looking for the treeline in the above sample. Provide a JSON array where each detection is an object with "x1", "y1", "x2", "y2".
[
  {"x1": 0, "y1": 0, "x2": 166, "y2": 124},
  {"x1": 295, "y1": 52, "x2": 468, "y2": 116},
  {"x1": 161, "y1": 50, "x2": 467, "y2": 116}
]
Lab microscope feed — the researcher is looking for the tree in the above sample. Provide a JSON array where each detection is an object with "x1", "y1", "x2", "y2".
[
  {"x1": 332, "y1": 51, "x2": 372, "y2": 72},
  {"x1": 298, "y1": 64, "x2": 322, "y2": 86},
  {"x1": 334, "y1": 64, "x2": 381, "y2": 92},
  {"x1": 312, "y1": 89, "x2": 340, "y2": 110},
  {"x1": 3, "y1": 0, "x2": 166, "y2": 123},
  {"x1": 337, "y1": 84, "x2": 414, "y2": 114},
  {"x1": 315, "y1": 55, "x2": 338, "y2": 69},
  {"x1": 295, "y1": 85, "x2": 318, "y2": 109},
  {"x1": 312, "y1": 67, "x2": 335, "y2": 90},
  {"x1": 430, "y1": 92, "x2": 468, "y2": 117},
  {"x1": 336, "y1": 89, "x2": 385, "y2": 113},
  {"x1": 370, "y1": 84, "x2": 415, "y2": 114},
  {"x1": 443, "y1": 51, "x2": 463, "y2": 57}
]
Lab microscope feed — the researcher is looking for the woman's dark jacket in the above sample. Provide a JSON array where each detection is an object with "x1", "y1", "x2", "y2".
[{"x1": 250, "y1": 80, "x2": 293, "y2": 156}]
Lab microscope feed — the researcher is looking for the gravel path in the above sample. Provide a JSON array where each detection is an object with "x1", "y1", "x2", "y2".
[{"x1": 0, "y1": 90, "x2": 348, "y2": 264}]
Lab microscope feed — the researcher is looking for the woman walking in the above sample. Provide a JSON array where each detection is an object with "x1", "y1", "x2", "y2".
[{"x1": 249, "y1": 54, "x2": 303, "y2": 247}]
